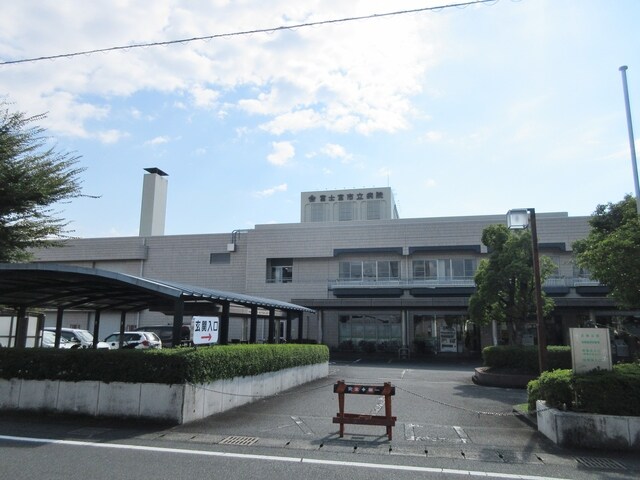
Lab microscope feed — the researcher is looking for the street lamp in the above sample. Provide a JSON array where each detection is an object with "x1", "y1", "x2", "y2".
[{"x1": 506, "y1": 208, "x2": 547, "y2": 373}]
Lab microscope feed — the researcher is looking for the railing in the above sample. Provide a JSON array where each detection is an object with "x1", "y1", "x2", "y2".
[{"x1": 328, "y1": 276, "x2": 603, "y2": 289}]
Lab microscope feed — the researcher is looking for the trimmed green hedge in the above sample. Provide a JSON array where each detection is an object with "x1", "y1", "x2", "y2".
[
  {"x1": 482, "y1": 345, "x2": 571, "y2": 373},
  {"x1": 527, "y1": 362, "x2": 640, "y2": 416},
  {"x1": 0, "y1": 344, "x2": 329, "y2": 385}
]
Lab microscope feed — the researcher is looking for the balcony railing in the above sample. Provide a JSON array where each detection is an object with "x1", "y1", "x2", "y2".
[{"x1": 329, "y1": 276, "x2": 603, "y2": 289}]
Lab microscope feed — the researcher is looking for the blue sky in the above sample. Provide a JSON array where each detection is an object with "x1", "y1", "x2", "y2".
[{"x1": 1, "y1": 0, "x2": 639, "y2": 238}]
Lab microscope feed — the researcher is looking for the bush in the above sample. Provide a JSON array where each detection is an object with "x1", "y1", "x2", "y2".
[
  {"x1": 0, "y1": 343, "x2": 329, "y2": 385},
  {"x1": 483, "y1": 345, "x2": 571, "y2": 373},
  {"x1": 527, "y1": 362, "x2": 640, "y2": 416},
  {"x1": 527, "y1": 369, "x2": 573, "y2": 412}
]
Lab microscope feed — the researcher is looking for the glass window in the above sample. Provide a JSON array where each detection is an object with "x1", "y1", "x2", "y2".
[
  {"x1": 310, "y1": 203, "x2": 326, "y2": 222},
  {"x1": 338, "y1": 202, "x2": 354, "y2": 221},
  {"x1": 363, "y1": 261, "x2": 376, "y2": 280},
  {"x1": 366, "y1": 200, "x2": 382, "y2": 220},
  {"x1": 267, "y1": 259, "x2": 293, "y2": 283}
]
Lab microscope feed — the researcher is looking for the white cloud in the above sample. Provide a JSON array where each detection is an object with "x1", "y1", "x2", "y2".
[
  {"x1": 96, "y1": 129, "x2": 128, "y2": 144},
  {"x1": 421, "y1": 131, "x2": 443, "y2": 143},
  {"x1": 145, "y1": 136, "x2": 171, "y2": 146},
  {"x1": 190, "y1": 85, "x2": 219, "y2": 108},
  {"x1": 255, "y1": 183, "x2": 288, "y2": 197},
  {"x1": 321, "y1": 143, "x2": 352, "y2": 161},
  {"x1": 0, "y1": 1, "x2": 442, "y2": 138},
  {"x1": 425, "y1": 178, "x2": 437, "y2": 188},
  {"x1": 267, "y1": 141, "x2": 295, "y2": 166}
]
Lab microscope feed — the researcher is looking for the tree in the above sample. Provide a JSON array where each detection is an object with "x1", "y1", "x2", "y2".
[
  {"x1": 0, "y1": 101, "x2": 87, "y2": 262},
  {"x1": 469, "y1": 224, "x2": 556, "y2": 346},
  {"x1": 573, "y1": 195, "x2": 640, "y2": 309}
]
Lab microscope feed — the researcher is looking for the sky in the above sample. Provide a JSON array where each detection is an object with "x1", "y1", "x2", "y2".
[{"x1": 1, "y1": 0, "x2": 639, "y2": 238}]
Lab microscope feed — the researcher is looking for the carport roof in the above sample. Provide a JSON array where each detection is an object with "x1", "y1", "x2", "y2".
[{"x1": 0, "y1": 263, "x2": 314, "y2": 314}]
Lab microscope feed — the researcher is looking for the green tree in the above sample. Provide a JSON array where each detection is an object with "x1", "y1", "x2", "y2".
[
  {"x1": 0, "y1": 101, "x2": 88, "y2": 262},
  {"x1": 469, "y1": 224, "x2": 556, "y2": 346},
  {"x1": 573, "y1": 195, "x2": 640, "y2": 309}
]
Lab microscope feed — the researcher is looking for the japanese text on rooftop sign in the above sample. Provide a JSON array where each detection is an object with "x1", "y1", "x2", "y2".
[{"x1": 192, "y1": 316, "x2": 219, "y2": 345}]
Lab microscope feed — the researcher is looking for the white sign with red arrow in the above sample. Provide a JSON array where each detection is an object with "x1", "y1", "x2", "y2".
[{"x1": 192, "y1": 316, "x2": 219, "y2": 345}]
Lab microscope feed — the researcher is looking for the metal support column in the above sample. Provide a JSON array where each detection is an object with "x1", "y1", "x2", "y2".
[
  {"x1": 220, "y1": 301, "x2": 230, "y2": 345},
  {"x1": 267, "y1": 308, "x2": 275, "y2": 343},
  {"x1": 118, "y1": 311, "x2": 127, "y2": 349},
  {"x1": 286, "y1": 311, "x2": 293, "y2": 342},
  {"x1": 298, "y1": 312, "x2": 304, "y2": 341},
  {"x1": 15, "y1": 306, "x2": 28, "y2": 348},
  {"x1": 93, "y1": 310, "x2": 101, "y2": 348},
  {"x1": 249, "y1": 306, "x2": 258, "y2": 343},
  {"x1": 172, "y1": 299, "x2": 184, "y2": 347},
  {"x1": 55, "y1": 306, "x2": 64, "y2": 349}
]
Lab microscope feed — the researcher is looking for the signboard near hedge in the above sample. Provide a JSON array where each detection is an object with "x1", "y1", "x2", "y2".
[{"x1": 569, "y1": 328, "x2": 612, "y2": 374}]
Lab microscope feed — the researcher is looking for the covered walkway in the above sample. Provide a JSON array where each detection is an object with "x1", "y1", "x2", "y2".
[{"x1": 0, "y1": 263, "x2": 313, "y2": 348}]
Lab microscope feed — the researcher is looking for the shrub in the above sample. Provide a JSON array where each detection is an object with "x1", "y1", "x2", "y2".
[
  {"x1": 0, "y1": 343, "x2": 329, "y2": 385},
  {"x1": 483, "y1": 345, "x2": 571, "y2": 373},
  {"x1": 527, "y1": 362, "x2": 640, "y2": 416}
]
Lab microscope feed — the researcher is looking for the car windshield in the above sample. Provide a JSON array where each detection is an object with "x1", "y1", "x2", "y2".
[{"x1": 74, "y1": 330, "x2": 94, "y2": 343}]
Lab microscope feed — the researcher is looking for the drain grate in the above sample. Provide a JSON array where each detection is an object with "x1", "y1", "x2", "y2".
[
  {"x1": 576, "y1": 457, "x2": 626, "y2": 470},
  {"x1": 219, "y1": 435, "x2": 259, "y2": 446}
]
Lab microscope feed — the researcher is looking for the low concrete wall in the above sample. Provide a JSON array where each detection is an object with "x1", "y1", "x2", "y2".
[
  {"x1": 536, "y1": 400, "x2": 640, "y2": 451},
  {"x1": 0, "y1": 362, "x2": 329, "y2": 424}
]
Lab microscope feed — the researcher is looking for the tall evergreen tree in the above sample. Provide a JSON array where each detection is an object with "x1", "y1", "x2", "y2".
[
  {"x1": 573, "y1": 195, "x2": 640, "y2": 309},
  {"x1": 0, "y1": 101, "x2": 88, "y2": 262},
  {"x1": 469, "y1": 224, "x2": 555, "y2": 345}
]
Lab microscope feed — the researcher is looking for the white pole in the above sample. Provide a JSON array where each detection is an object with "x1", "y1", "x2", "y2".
[{"x1": 619, "y1": 66, "x2": 640, "y2": 214}]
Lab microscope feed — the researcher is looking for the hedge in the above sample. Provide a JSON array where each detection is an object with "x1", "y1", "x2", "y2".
[
  {"x1": 482, "y1": 345, "x2": 571, "y2": 373},
  {"x1": 527, "y1": 362, "x2": 640, "y2": 416},
  {"x1": 0, "y1": 343, "x2": 329, "y2": 385}
]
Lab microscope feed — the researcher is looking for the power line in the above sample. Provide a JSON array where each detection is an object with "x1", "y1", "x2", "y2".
[{"x1": 1, "y1": 0, "x2": 500, "y2": 66}]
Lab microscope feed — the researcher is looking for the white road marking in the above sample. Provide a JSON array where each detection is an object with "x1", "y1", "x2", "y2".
[
  {"x1": 453, "y1": 426, "x2": 470, "y2": 444},
  {"x1": 0, "y1": 434, "x2": 570, "y2": 480}
]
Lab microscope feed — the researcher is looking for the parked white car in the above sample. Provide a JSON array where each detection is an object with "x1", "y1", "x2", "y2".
[
  {"x1": 43, "y1": 327, "x2": 110, "y2": 349},
  {"x1": 103, "y1": 331, "x2": 162, "y2": 350},
  {"x1": 41, "y1": 330, "x2": 74, "y2": 348}
]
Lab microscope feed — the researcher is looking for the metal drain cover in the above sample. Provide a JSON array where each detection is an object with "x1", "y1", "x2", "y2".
[
  {"x1": 576, "y1": 457, "x2": 626, "y2": 470},
  {"x1": 219, "y1": 435, "x2": 259, "y2": 446}
]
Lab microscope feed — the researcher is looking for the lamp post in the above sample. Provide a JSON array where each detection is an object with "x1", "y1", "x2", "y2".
[{"x1": 507, "y1": 208, "x2": 547, "y2": 373}]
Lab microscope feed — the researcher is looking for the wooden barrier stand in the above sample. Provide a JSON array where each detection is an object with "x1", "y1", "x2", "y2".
[{"x1": 332, "y1": 380, "x2": 397, "y2": 440}]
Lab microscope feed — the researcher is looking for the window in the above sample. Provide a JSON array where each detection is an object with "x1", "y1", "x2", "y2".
[
  {"x1": 310, "y1": 203, "x2": 327, "y2": 222},
  {"x1": 210, "y1": 253, "x2": 231, "y2": 264},
  {"x1": 338, "y1": 314, "x2": 402, "y2": 347},
  {"x1": 412, "y1": 260, "x2": 438, "y2": 279},
  {"x1": 267, "y1": 258, "x2": 293, "y2": 283},
  {"x1": 338, "y1": 202, "x2": 354, "y2": 221},
  {"x1": 412, "y1": 258, "x2": 476, "y2": 280},
  {"x1": 339, "y1": 261, "x2": 400, "y2": 281},
  {"x1": 366, "y1": 200, "x2": 382, "y2": 220}
]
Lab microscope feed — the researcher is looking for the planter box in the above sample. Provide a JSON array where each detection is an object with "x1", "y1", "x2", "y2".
[
  {"x1": 536, "y1": 400, "x2": 640, "y2": 451},
  {"x1": 0, "y1": 362, "x2": 328, "y2": 424}
]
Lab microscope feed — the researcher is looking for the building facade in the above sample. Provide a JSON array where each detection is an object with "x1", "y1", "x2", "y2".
[{"x1": 27, "y1": 185, "x2": 632, "y2": 356}]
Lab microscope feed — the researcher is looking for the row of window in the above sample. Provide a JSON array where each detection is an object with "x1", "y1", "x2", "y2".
[
  {"x1": 338, "y1": 259, "x2": 478, "y2": 282},
  {"x1": 265, "y1": 258, "x2": 479, "y2": 283},
  {"x1": 309, "y1": 200, "x2": 383, "y2": 222}
]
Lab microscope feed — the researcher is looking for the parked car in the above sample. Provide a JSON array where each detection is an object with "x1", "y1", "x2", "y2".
[
  {"x1": 134, "y1": 324, "x2": 191, "y2": 348},
  {"x1": 41, "y1": 330, "x2": 74, "y2": 348},
  {"x1": 103, "y1": 331, "x2": 162, "y2": 349},
  {"x1": 44, "y1": 327, "x2": 110, "y2": 349}
]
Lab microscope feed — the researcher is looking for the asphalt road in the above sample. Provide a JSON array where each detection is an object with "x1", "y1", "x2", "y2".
[{"x1": 1, "y1": 359, "x2": 638, "y2": 479}]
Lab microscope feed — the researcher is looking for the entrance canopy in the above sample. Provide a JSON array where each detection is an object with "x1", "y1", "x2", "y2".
[{"x1": 0, "y1": 263, "x2": 313, "y2": 347}]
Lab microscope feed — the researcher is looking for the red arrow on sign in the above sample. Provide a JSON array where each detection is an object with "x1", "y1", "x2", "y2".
[{"x1": 201, "y1": 334, "x2": 212, "y2": 341}]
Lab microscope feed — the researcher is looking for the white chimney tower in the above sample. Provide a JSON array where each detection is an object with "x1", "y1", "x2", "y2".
[{"x1": 139, "y1": 167, "x2": 168, "y2": 236}]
